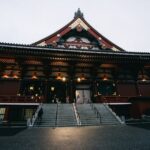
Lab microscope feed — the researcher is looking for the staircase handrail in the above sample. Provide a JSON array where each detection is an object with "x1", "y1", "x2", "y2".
[
  {"x1": 73, "y1": 103, "x2": 81, "y2": 126},
  {"x1": 27, "y1": 103, "x2": 43, "y2": 127},
  {"x1": 55, "y1": 103, "x2": 59, "y2": 127},
  {"x1": 90, "y1": 103, "x2": 102, "y2": 124},
  {"x1": 103, "y1": 103, "x2": 124, "y2": 124}
]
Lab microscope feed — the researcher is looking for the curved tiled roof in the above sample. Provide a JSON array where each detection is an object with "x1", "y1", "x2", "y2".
[{"x1": 32, "y1": 9, "x2": 125, "y2": 52}]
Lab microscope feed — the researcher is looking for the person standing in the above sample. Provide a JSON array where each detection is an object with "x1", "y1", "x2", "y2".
[{"x1": 38, "y1": 108, "x2": 43, "y2": 122}]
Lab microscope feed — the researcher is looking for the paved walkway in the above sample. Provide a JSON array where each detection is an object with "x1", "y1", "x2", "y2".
[{"x1": 0, "y1": 125, "x2": 150, "y2": 150}]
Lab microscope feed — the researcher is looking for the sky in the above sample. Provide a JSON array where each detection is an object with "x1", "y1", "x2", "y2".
[{"x1": 0, "y1": 0, "x2": 150, "y2": 52}]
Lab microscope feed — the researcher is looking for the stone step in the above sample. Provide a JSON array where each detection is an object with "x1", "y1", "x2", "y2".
[
  {"x1": 34, "y1": 103, "x2": 121, "y2": 127},
  {"x1": 94, "y1": 104, "x2": 120, "y2": 125}
]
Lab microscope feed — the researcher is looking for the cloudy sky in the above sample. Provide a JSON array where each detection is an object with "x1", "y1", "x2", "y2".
[{"x1": 0, "y1": 0, "x2": 150, "y2": 52}]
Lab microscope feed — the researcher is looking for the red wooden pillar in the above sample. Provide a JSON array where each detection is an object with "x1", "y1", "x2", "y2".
[
  {"x1": 136, "y1": 82, "x2": 141, "y2": 96},
  {"x1": 70, "y1": 80, "x2": 75, "y2": 103},
  {"x1": 44, "y1": 80, "x2": 48, "y2": 103},
  {"x1": 92, "y1": 80, "x2": 97, "y2": 103}
]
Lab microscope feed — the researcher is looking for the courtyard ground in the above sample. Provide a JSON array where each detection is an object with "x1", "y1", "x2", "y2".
[{"x1": 0, "y1": 124, "x2": 150, "y2": 150}]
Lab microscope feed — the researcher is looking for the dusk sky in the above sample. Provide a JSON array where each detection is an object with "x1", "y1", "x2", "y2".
[{"x1": 0, "y1": 0, "x2": 150, "y2": 52}]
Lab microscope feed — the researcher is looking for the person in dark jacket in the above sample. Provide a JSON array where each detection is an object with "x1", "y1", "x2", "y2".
[{"x1": 38, "y1": 108, "x2": 43, "y2": 121}]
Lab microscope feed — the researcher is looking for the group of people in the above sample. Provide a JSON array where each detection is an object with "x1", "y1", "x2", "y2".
[{"x1": 51, "y1": 95, "x2": 70, "y2": 103}]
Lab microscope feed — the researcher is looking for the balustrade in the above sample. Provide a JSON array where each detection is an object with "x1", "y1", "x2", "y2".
[
  {"x1": 95, "y1": 95, "x2": 130, "y2": 103},
  {"x1": 0, "y1": 95, "x2": 43, "y2": 103}
]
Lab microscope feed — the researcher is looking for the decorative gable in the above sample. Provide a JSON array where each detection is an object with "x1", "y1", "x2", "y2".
[
  {"x1": 33, "y1": 9, "x2": 124, "y2": 52},
  {"x1": 69, "y1": 18, "x2": 89, "y2": 30}
]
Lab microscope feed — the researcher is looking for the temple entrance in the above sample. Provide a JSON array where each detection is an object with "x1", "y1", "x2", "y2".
[
  {"x1": 19, "y1": 80, "x2": 45, "y2": 98},
  {"x1": 97, "y1": 81, "x2": 116, "y2": 96},
  {"x1": 47, "y1": 81, "x2": 67, "y2": 103},
  {"x1": 75, "y1": 85, "x2": 91, "y2": 104}
]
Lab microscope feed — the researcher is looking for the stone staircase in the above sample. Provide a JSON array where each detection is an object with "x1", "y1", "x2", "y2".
[
  {"x1": 76, "y1": 104, "x2": 100, "y2": 126},
  {"x1": 56, "y1": 104, "x2": 77, "y2": 127},
  {"x1": 94, "y1": 104, "x2": 120, "y2": 125},
  {"x1": 34, "y1": 103, "x2": 120, "y2": 127},
  {"x1": 34, "y1": 104, "x2": 57, "y2": 127}
]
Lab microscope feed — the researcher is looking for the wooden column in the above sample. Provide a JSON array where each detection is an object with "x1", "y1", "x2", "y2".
[
  {"x1": 69, "y1": 79, "x2": 74, "y2": 103},
  {"x1": 68, "y1": 63, "x2": 76, "y2": 103},
  {"x1": 0, "y1": 64, "x2": 5, "y2": 79},
  {"x1": 91, "y1": 64, "x2": 99, "y2": 102},
  {"x1": 132, "y1": 67, "x2": 140, "y2": 96},
  {"x1": 44, "y1": 80, "x2": 48, "y2": 103},
  {"x1": 112, "y1": 66, "x2": 119, "y2": 96},
  {"x1": 136, "y1": 82, "x2": 141, "y2": 96},
  {"x1": 43, "y1": 60, "x2": 51, "y2": 103}
]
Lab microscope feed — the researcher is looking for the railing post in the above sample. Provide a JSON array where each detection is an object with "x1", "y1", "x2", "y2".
[
  {"x1": 90, "y1": 102, "x2": 102, "y2": 125},
  {"x1": 55, "y1": 103, "x2": 58, "y2": 127}
]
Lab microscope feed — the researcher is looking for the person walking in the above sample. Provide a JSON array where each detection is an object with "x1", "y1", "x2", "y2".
[{"x1": 38, "y1": 108, "x2": 43, "y2": 123}]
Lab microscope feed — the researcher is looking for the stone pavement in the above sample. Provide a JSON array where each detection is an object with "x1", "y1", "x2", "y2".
[{"x1": 0, "y1": 125, "x2": 150, "y2": 150}]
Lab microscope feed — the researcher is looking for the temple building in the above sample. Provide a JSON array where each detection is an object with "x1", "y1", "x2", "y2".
[{"x1": 0, "y1": 9, "x2": 150, "y2": 125}]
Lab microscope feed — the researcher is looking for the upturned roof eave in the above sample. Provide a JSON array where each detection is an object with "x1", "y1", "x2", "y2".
[
  {"x1": 31, "y1": 17, "x2": 76, "y2": 46},
  {"x1": 80, "y1": 17, "x2": 125, "y2": 51},
  {"x1": 0, "y1": 42, "x2": 150, "y2": 57}
]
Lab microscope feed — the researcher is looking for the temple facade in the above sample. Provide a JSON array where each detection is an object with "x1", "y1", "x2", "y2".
[{"x1": 0, "y1": 9, "x2": 150, "y2": 124}]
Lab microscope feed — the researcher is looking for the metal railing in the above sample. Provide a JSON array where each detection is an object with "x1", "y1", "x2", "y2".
[
  {"x1": 103, "y1": 103, "x2": 123, "y2": 124},
  {"x1": 55, "y1": 103, "x2": 59, "y2": 127},
  {"x1": 90, "y1": 103, "x2": 102, "y2": 124},
  {"x1": 0, "y1": 95, "x2": 43, "y2": 103},
  {"x1": 73, "y1": 103, "x2": 81, "y2": 126},
  {"x1": 27, "y1": 103, "x2": 43, "y2": 127}
]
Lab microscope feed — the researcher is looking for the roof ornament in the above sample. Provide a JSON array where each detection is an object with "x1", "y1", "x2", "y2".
[{"x1": 74, "y1": 8, "x2": 84, "y2": 19}]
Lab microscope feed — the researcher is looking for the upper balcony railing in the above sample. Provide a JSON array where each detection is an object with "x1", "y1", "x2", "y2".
[
  {"x1": 95, "y1": 95, "x2": 130, "y2": 103},
  {"x1": 0, "y1": 95, "x2": 43, "y2": 103}
]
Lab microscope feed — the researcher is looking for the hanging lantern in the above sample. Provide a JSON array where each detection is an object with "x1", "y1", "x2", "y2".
[
  {"x1": 32, "y1": 72, "x2": 38, "y2": 79},
  {"x1": 51, "y1": 87, "x2": 55, "y2": 91},
  {"x1": 142, "y1": 78, "x2": 146, "y2": 82},
  {"x1": 103, "y1": 75, "x2": 108, "y2": 81},
  {"x1": 56, "y1": 72, "x2": 62, "y2": 80},
  {"x1": 140, "y1": 69, "x2": 147, "y2": 82},
  {"x1": 81, "y1": 73, "x2": 85, "y2": 80},
  {"x1": 29, "y1": 86, "x2": 34, "y2": 91},
  {"x1": 13, "y1": 74, "x2": 19, "y2": 79},
  {"x1": 62, "y1": 76, "x2": 66, "y2": 82},
  {"x1": 77, "y1": 77, "x2": 81, "y2": 82},
  {"x1": 2, "y1": 73, "x2": 9, "y2": 78}
]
